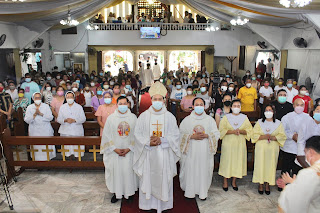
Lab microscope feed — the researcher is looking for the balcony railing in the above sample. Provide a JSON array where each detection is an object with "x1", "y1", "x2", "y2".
[{"x1": 92, "y1": 23, "x2": 217, "y2": 31}]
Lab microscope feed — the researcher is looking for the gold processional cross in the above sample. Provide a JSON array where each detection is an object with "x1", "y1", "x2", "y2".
[{"x1": 152, "y1": 120, "x2": 162, "y2": 137}]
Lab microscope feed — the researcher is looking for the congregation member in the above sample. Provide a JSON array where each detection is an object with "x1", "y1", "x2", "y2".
[
  {"x1": 196, "y1": 83, "x2": 212, "y2": 110},
  {"x1": 180, "y1": 86, "x2": 195, "y2": 112},
  {"x1": 0, "y1": 82, "x2": 13, "y2": 120},
  {"x1": 218, "y1": 99, "x2": 252, "y2": 191},
  {"x1": 170, "y1": 80, "x2": 186, "y2": 116},
  {"x1": 50, "y1": 86, "x2": 65, "y2": 119},
  {"x1": 271, "y1": 89, "x2": 294, "y2": 120},
  {"x1": 91, "y1": 87, "x2": 104, "y2": 111},
  {"x1": 100, "y1": 96, "x2": 137, "y2": 203},
  {"x1": 258, "y1": 79, "x2": 273, "y2": 107},
  {"x1": 210, "y1": 80, "x2": 228, "y2": 111},
  {"x1": 83, "y1": 83, "x2": 94, "y2": 107},
  {"x1": 72, "y1": 82, "x2": 85, "y2": 106},
  {"x1": 228, "y1": 82, "x2": 237, "y2": 99},
  {"x1": 274, "y1": 78, "x2": 286, "y2": 96},
  {"x1": 42, "y1": 83, "x2": 53, "y2": 105},
  {"x1": 285, "y1": 79, "x2": 298, "y2": 104},
  {"x1": 89, "y1": 80, "x2": 97, "y2": 95},
  {"x1": 215, "y1": 94, "x2": 232, "y2": 127},
  {"x1": 251, "y1": 104, "x2": 286, "y2": 195},
  {"x1": 95, "y1": 91, "x2": 117, "y2": 136},
  {"x1": 179, "y1": 97, "x2": 220, "y2": 200},
  {"x1": 280, "y1": 98, "x2": 314, "y2": 176},
  {"x1": 6, "y1": 81, "x2": 18, "y2": 101},
  {"x1": 13, "y1": 88, "x2": 29, "y2": 117},
  {"x1": 251, "y1": 74, "x2": 260, "y2": 91},
  {"x1": 45, "y1": 72, "x2": 56, "y2": 87},
  {"x1": 278, "y1": 136, "x2": 320, "y2": 213},
  {"x1": 292, "y1": 85, "x2": 312, "y2": 113},
  {"x1": 57, "y1": 91, "x2": 86, "y2": 160},
  {"x1": 21, "y1": 73, "x2": 40, "y2": 103},
  {"x1": 238, "y1": 78, "x2": 258, "y2": 111},
  {"x1": 134, "y1": 82, "x2": 180, "y2": 213},
  {"x1": 24, "y1": 92, "x2": 56, "y2": 161},
  {"x1": 112, "y1": 84, "x2": 121, "y2": 104}
]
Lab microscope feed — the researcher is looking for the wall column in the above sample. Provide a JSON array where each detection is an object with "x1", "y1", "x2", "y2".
[
  {"x1": 280, "y1": 50, "x2": 288, "y2": 78},
  {"x1": 13, "y1": 49, "x2": 22, "y2": 83}
]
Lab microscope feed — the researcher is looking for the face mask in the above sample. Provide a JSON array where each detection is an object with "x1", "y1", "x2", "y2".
[
  {"x1": 232, "y1": 107, "x2": 241, "y2": 114},
  {"x1": 100, "y1": 73, "x2": 103, "y2": 76},
  {"x1": 104, "y1": 98, "x2": 112, "y2": 104},
  {"x1": 110, "y1": 81, "x2": 115, "y2": 86},
  {"x1": 252, "y1": 77, "x2": 256, "y2": 81},
  {"x1": 278, "y1": 82, "x2": 283, "y2": 85},
  {"x1": 278, "y1": 96, "x2": 286, "y2": 103},
  {"x1": 68, "y1": 72, "x2": 72, "y2": 75},
  {"x1": 18, "y1": 93, "x2": 24, "y2": 98},
  {"x1": 56, "y1": 76, "x2": 61, "y2": 80},
  {"x1": 85, "y1": 87, "x2": 90, "y2": 90},
  {"x1": 113, "y1": 89, "x2": 120, "y2": 94},
  {"x1": 57, "y1": 91, "x2": 64, "y2": 96},
  {"x1": 90, "y1": 83, "x2": 95, "y2": 87},
  {"x1": 246, "y1": 73, "x2": 250, "y2": 76},
  {"x1": 52, "y1": 90, "x2": 57, "y2": 95},
  {"x1": 91, "y1": 76, "x2": 94, "y2": 79},
  {"x1": 202, "y1": 74, "x2": 206, "y2": 78},
  {"x1": 0, "y1": 87, "x2": 4, "y2": 93},
  {"x1": 293, "y1": 81, "x2": 297, "y2": 85},
  {"x1": 221, "y1": 86, "x2": 228, "y2": 92},
  {"x1": 224, "y1": 101, "x2": 231, "y2": 106},
  {"x1": 294, "y1": 106, "x2": 304, "y2": 114},
  {"x1": 97, "y1": 91, "x2": 103, "y2": 95},
  {"x1": 67, "y1": 98, "x2": 74, "y2": 105},
  {"x1": 122, "y1": 82, "x2": 126, "y2": 86},
  {"x1": 76, "y1": 80, "x2": 80, "y2": 84},
  {"x1": 229, "y1": 87, "x2": 234, "y2": 92},
  {"x1": 47, "y1": 77, "x2": 51, "y2": 80},
  {"x1": 194, "y1": 106, "x2": 204, "y2": 115},
  {"x1": 193, "y1": 85, "x2": 198, "y2": 89},
  {"x1": 103, "y1": 85, "x2": 109, "y2": 89},
  {"x1": 287, "y1": 83, "x2": 293, "y2": 88},
  {"x1": 187, "y1": 91, "x2": 193, "y2": 95},
  {"x1": 125, "y1": 85, "x2": 131, "y2": 89},
  {"x1": 25, "y1": 78, "x2": 31, "y2": 83},
  {"x1": 121, "y1": 94, "x2": 126, "y2": 97},
  {"x1": 72, "y1": 88, "x2": 78, "y2": 92},
  {"x1": 313, "y1": 113, "x2": 320, "y2": 122},
  {"x1": 246, "y1": 83, "x2": 251, "y2": 88},
  {"x1": 152, "y1": 101, "x2": 163, "y2": 110},
  {"x1": 118, "y1": 105, "x2": 128, "y2": 113},
  {"x1": 226, "y1": 75, "x2": 230, "y2": 78},
  {"x1": 34, "y1": 100, "x2": 41, "y2": 105},
  {"x1": 264, "y1": 83, "x2": 269, "y2": 87},
  {"x1": 264, "y1": 111, "x2": 274, "y2": 119},
  {"x1": 9, "y1": 86, "x2": 15, "y2": 90},
  {"x1": 200, "y1": 87, "x2": 206, "y2": 93},
  {"x1": 46, "y1": 87, "x2": 51, "y2": 91},
  {"x1": 176, "y1": 85, "x2": 182, "y2": 90},
  {"x1": 300, "y1": 90, "x2": 307, "y2": 95}
]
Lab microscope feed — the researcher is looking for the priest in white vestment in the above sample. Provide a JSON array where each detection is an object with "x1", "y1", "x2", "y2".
[
  {"x1": 152, "y1": 60, "x2": 161, "y2": 81},
  {"x1": 24, "y1": 92, "x2": 56, "y2": 161},
  {"x1": 179, "y1": 97, "x2": 220, "y2": 200},
  {"x1": 133, "y1": 81, "x2": 180, "y2": 213},
  {"x1": 278, "y1": 136, "x2": 320, "y2": 213},
  {"x1": 57, "y1": 91, "x2": 86, "y2": 159},
  {"x1": 101, "y1": 96, "x2": 138, "y2": 203},
  {"x1": 141, "y1": 63, "x2": 154, "y2": 88}
]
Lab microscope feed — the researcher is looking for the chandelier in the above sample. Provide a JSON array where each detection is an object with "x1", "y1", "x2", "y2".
[
  {"x1": 147, "y1": 0, "x2": 155, "y2": 4},
  {"x1": 60, "y1": 6, "x2": 79, "y2": 26},
  {"x1": 86, "y1": 24, "x2": 99, "y2": 31},
  {"x1": 279, "y1": 0, "x2": 312, "y2": 8},
  {"x1": 230, "y1": 13, "x2": 249, "y2": 26},
  {"x1": 205, "y1": 26, "x2": 220, "y2": 32}
]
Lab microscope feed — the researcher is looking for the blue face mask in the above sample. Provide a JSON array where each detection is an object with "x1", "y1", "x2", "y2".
[
  {"x1": 287, "y1": 84, "x2": 293, "y2": 88},
  {"x1": 194, "y1": 106, "x2": 204, "y2": 115},
  {"x1": 252, "y1": 77, "x2": 256, "y2": 81},
  {"x1": 125, "y1": 85, "x2": 131, "y2": 89},
  {"x1": 200, "y1": 87, "x2": 206, "y2": 93},
  {"x1": 152, "y1": 101, "x2": 163, "y2": 110},
  {"x1": 100, "y1": 73, "x2": 103, "y2": 76},
  {"x1": 278, "y1": 96, "x2": 287, "y2": 103},
  {"x1": 97, "y1": 91, "x2": 103, "y2": 95},
  {"x1": 313, "y1": 113, "x2": 320, "y2": 122},
  {"x1": 121, "y1": 94, "x2": 126, "y2": 97},
  {"x1": 25, "y1": 78, "x2": 31, "y2": 83},
  {"x1": 118, "y1": 105, "x2": 128, "y2": 113},
  {"x1": 176, "y1": 85, "x2": 182, "y2": 89},
  {"x1": 202, "y1": 74, "x2": 206, "y2": 78},
  {"x1": 104, "y1": 98, "x2": 111, "y2": 104},
  {"x1": 226, "y1": 75, "x2": 230, "y2": 78},
  {"x1": 76, "y1": 80, "x2": 80, "y2": 84}
]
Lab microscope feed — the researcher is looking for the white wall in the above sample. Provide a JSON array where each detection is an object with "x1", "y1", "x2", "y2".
[{"x1": 0, "y1": 22, "x2": 19, "y2": 49}]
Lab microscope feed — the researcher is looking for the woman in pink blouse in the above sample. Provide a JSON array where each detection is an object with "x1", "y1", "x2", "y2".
[
  {"x1": 180, "y1": 86, "x2": 195, "y2": 112},
  {"x1": 95, "y1": 91, "x2": 117, "y2": 136},
  {"x1": 51, "y1": 86, "x2": 65, "y2": 119}
]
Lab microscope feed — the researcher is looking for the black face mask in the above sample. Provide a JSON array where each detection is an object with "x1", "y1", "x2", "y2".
[
  {"x1": 224, "y1": 101, "x2": 231, "y2": 106},
  {"x1": 192, "y1": 85, "x2": 198, "y2": 89}
]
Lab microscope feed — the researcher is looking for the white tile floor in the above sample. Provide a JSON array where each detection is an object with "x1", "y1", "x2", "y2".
[{"x1": 0, "y1": 170, "x2": 280, "y2": 213}]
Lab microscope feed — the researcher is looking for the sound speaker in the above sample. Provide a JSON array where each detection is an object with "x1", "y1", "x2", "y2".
[
  {"x1": 239, "y1": 46, "x2": 245, "y2": 70},
  {"x1": 62, "y1": 27, "x2": 77, "y2": 35},
  {"x1": 284, "y1": 68, "x2": 298, "y2": 82}
]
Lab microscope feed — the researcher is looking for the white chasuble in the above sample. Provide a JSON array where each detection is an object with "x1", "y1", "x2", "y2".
[
  {"x1": 24, "y1": 103, "x2": 56, "y2": 161},
  {"x1": 133, "y1": 106, "x2": 180, "y2": 213},
  {"x1": 179, "y1": 111, "x2": 220, "y2": 199},
  {"x1": 101, "y1": 110, "x2": 138, "y2": 199}
]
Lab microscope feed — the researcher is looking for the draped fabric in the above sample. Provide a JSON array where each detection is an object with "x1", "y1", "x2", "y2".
[{"x1": 0, "y1": 0, "x2": 320, "y2": 31}]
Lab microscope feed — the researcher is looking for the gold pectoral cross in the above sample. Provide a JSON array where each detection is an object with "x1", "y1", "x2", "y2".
[{"x1": 152, "y1": 120, "x2": 162, "y2": 137}]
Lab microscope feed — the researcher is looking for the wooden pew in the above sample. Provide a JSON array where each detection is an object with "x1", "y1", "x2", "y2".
[
  {"x1": 85, "y1": 112, "x2": 96, "y2": 120},
  {"x1": 11, "y1": 107, "x2": 25, "y2": 136},
  {"x1": 83, "y1": 107, "x2": 93, "y2": 112},
  {"x1": 51, "y1": 121, "x2": 100, "y2": 136}
]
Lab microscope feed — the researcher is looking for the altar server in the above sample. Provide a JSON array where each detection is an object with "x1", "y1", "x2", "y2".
[
  {"x1": 101, "y1": 96, "x2": 137, "y2": 203},
  {"x1": 133, "y1": 81, "x2": 180, "y2": 213},
  {"x1": 179, "y1": 97, "x2": 220, "y2": 200},
  {"x1": 218, "y1": 99, "x2": 252, "y2": 191},
  {"x1": 252, "y1": 104, "x2": 286, "y2": 194},
  {"x1": 24, "y1": 92, "x2": 56, "y2": 161},
  {"x1": 57, "y1": 91, "x2": 86, "y2": 159}
]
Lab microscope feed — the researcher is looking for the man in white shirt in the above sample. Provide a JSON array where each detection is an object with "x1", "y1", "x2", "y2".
[
  {"x1": 259, "y1": 79, "x2": 273, "y2": 105},
  {"x1": 141, "y1": 63, "x2": 154, "y2": 88},
  {"x1": 266, "y1": 58, "x2": 274, "y2": 79},
  {"x1": 170, "y1": 81, "x2": 186, "y2": 116},
  {"x1": 285, "y1": 79, "x2": 298, "y2": 104},
  {"x1": 183, "y1": 11, "x2": 189, "y2": 23},
  {"x1": 152, "y1": 59, "x2": 161, "y2": 81}
]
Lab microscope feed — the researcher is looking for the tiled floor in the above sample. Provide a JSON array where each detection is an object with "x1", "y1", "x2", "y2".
[{"x1": 0, "y1": 170, "x2": 280, "y2": 213}]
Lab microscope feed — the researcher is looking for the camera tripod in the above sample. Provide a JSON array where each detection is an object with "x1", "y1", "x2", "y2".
[{"x1": 0, "y1": 158, "x2": 14, "y2": 210}]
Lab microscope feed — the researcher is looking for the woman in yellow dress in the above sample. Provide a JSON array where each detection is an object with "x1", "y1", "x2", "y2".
[
  {"x1": 251, "y1": 104, "x2": 286, "y2": 195},
  {"x1": 218, "y1": 99, "x2": 252, "y2": 191}
]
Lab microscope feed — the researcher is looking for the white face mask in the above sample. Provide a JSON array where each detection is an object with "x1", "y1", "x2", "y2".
[
  {"x1": 56, "y1": 76, "x2": 61, "y2": 79},
  {"x1": 34, "y1": 100, "x2": 41, "y2": 105},
  {"x1": 67, "y1": 98, "x2": 74, "y2": 105},
  {"x1": 90, "y1": 82, "x2": 95, "y2": 87},
  {"x1": 46, "y1": 87, "x2": 51, "y2": 91},
  {"x1": 232, "y1": 107, "x2": 241, "y2": 114},
  {"x1": 221, "y1": 86, "x2": 228, "y2": 92},
  {"x1": 72, "y1": 88, "x2": 78, "y2": 92},
  {"x1": 228, "y1": 87, "x2": 234, "y2": 92},
  {"x1": 300, "y1": 90, "x2": 307, "y2": 95},
  {"x1": 246, "y1": 83, "x2": 252, "y2": 88},
  {"x1": 187, "y1": 91, "x2": 193, "y2": 95},
  {"x1": 264, "y1": 111, "x2": 274, "y2": 119}
]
